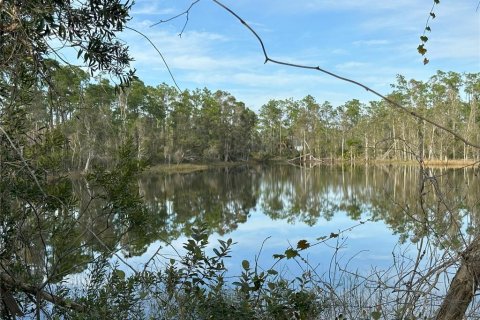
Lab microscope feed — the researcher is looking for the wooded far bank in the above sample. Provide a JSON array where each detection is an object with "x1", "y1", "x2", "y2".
[{"x1": 14, "y1": 63, "x2": 479, "y2": 172}]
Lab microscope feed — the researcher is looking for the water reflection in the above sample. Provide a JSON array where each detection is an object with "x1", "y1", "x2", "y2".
[
  {"x1": 72, "y1": 164, "x2": 479, "y2": 270},
  {"x1": 138, "y1": 166, "x2": 260, "y2": 238}
]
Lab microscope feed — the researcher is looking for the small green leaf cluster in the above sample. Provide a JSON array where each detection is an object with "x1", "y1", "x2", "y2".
[
  {"x1": 155, "y1": 226, "x2": 238, "y2": 319},
  {"x1": 417, "y1": 0, "x2": 440, "y2": 64},
  {"x1": 87, "y1": 137, "x2": 147, "y2": 227},
  {"x1": 55, "y1": 259, "x2": 147, "y2": 319},
  {"x1": 231, "y1": 248, "x2": 324, "y2": 319}
]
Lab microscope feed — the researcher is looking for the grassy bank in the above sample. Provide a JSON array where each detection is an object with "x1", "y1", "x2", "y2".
[
  {"x1": 146, "y1": 158, "x2": 479, "y2": 175},
  {"x1": 364, "y1": 159, "x2": 479, "y2": 168},
  {"x1": 422, "y1": 159, "x2": 479, "y2": 168},
  {"x1": 146, "y1": 161, "x2": 253, "y2": 174}
]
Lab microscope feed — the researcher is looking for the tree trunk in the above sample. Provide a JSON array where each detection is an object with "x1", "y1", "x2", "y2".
[
  {"x1": 429, "y1": 126, "x2": 435, "y2": 160},
  {"x1": 364, "y1": 133, "x2": 368, "y2": 162},
  {"x1": 279, "y1": 124, "x2": 282, "y2": 157},
  {"x1": 392, "y1": 121, "x2": 397, "y2": 160},
  {"x1": 436, "y1": 236, "x2": 480, "y2": 320},
  {"x1": 83, "y1": 150, "x2": 93, "y2": 173}
]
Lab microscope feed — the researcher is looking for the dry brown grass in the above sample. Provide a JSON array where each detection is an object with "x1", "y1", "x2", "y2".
[
  {"x1": 422, "y1": 159, "x2": 479, "y2": 168},
  {"x1": 147, "y1": 163, "x2": 210, "y2": 174}
]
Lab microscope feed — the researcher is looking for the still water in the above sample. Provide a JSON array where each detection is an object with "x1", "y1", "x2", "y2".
[{"x1": 82, "y1": 163, "x2": 478, "y2": 278}]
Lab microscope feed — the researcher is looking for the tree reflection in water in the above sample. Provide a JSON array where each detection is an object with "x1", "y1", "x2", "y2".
[{"x1": 62, "y1": 164, "x2": 479, "y2": 280}]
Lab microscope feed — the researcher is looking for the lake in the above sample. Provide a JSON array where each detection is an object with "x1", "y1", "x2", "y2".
[{"x1": 69, "y1": 163, "x2": 479, "y2": 280}]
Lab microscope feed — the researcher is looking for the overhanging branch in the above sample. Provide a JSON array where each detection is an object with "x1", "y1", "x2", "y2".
[
  {"x1": 125, "y1": 26, "x2": 181, "y2": 91},
  {"x1": 1, "y1": 272, "x2": 86, "y2": 313}
]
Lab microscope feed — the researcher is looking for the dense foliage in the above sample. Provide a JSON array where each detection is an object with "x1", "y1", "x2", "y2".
[{"x1": 13, "y1": 64, "x2": 480, "y2": 171}]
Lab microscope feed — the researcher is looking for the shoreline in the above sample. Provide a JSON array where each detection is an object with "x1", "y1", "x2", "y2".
[
  {"x1": 144, "y1": 158, "x2": 479, "y2": 175},
  {"x1": 145, "y1": 161, "x2": 254, "y2": 174}
]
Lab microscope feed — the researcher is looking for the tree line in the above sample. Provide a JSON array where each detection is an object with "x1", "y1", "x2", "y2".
[
  {"x1": 17, "y1": 62, "x2": 479, "y2": 172},
  {"x1": 258, "y1": 71, "x2": 479, "y2": 163}
]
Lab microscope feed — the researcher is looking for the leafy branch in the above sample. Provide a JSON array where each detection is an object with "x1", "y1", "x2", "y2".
[{"x1": 272, "y1": 219, "x2": 371, "y2": 261}]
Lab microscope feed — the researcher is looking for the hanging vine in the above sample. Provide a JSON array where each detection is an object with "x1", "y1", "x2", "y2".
[{"x1": 418, "y1": 0, "x2": 440, "y2": 65}]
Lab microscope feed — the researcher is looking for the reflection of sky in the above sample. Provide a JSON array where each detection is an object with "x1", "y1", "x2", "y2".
[
  {"x1": 124, "y1": 205, "x2": 405, "y2": 280},
  {"x1": 67, "y1": 166, "x2": 477, "y2": 293}
]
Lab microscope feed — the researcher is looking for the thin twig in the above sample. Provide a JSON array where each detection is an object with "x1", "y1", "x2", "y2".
[
  {"x1": 150, "y1": 0, "x2": 201, "y2": 32},
  {"x1": 125, "y1": 26, "x2": 181, "y2": 91}
]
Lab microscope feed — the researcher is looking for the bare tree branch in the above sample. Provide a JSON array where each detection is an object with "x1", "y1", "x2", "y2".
[
  {"x1": 150, "y1": 0, "x2": 201, "y2": 37},
  {"x1": 211, "y1": 0, "x2": 480, "y2": 150},
  {"x1": 125, "y1": 26, "x2": 181, "y2": 91},
  {"x1": 1, "y1": 272, "x2": 86, "y2": 313}
]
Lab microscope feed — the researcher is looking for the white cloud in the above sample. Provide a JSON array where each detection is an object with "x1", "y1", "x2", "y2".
[
  {"x1": 353, "y1": 39, "x2": 390, "y2": 46},
  {"x1": 168, "y1": 55, "x2": 245, "y2": 71},
  {"x1": 125, "y1": 28, "x2": 231, "y2": 67},
  {"x1": 131, "y1": 6, "x2": 176, "y2": 16},
  {"x1": 335, "y1": 61, "x2": 369, "y2": 71},
  {"x1": 261, "y1": 0, "x2": 424, "y2": 14},
  {"x1": 428, "y1": 35, "x2": 480, "y2": 60},
  {"x1": 130, "y1": 0, "x2": 195, "y2": 16},
  {"x1": 331, "y1": 48, "x2": 349, "y2": 55}
]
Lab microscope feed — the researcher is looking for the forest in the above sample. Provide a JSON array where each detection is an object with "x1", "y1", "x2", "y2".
[{"x1": 20, "y1": 62, "x2": 480, "y2": 171}]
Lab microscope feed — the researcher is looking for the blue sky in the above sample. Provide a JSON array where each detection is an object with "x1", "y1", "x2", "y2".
[{"x1": 121, "y1": 0, "x2": 479, "y2": 111}]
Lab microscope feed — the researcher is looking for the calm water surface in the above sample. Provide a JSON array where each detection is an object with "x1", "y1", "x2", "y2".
[{"x1": 97, "y1": 164, "x2": 478, "y2": 277}]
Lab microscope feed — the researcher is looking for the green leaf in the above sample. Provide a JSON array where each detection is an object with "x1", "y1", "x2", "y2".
[
  {"x1": 273, "y1": 254, "x2": 285, "y2": 260},
  {"x1": 297, "y1": 239, "x2": 310, "y2": 250},
  {"x1": 417, "y1": 44, "x2": 427, "y2": 55},
  {"x1": 426, "y1": 26, "x2": 431, "y2": 32},
  {"x1": 430, "y1": 12, "x2": 436, "y2": 19},
  {"x1": 423, "y1": 58, "x2": 430, "y2": 65},
  {"x1": 330, "y1": 232, "x2": 339, "y2": 238},
  {"x1": 37, "y1": 19, "x2": 45, "y2": 32},
  {"x1": 434, "y1": 0, "x2": 440, "y2": 4},
  {"x1": 58, "y1": 24, "x2": 66, "y2": 38},
  {"x1": 242, "y1": 260, "x2": 250, "y2": 270},
  {"x1": 420, "y1": 36, "x2": 428, "y2": 42},
  {"x1": 191, "y1": 233, "x2": 200, "y2": 241},
  {"x1": 114, "y1": 269, "x2": 125, "y2": 280},
  {"x1": 371, "y1": 311, "x2": 381, "y2": 320},
  {"x1": 267, "y1": 269, "x2": 278, "y2": 275},
  {"x1": 267, "y1": 282, "x2": 276, "y2": 290},
  {"x1": 285, "y1": 248, "x2": 298, "y2": 259}
]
